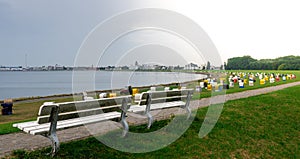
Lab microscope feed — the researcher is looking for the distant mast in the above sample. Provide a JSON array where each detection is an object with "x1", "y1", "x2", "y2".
[
  {"x1": 24, "y1": 54, "x2": 28, "y2": 71},
  {"x1": 25, "y1": 54, "x2": 27, "y2": 68}
]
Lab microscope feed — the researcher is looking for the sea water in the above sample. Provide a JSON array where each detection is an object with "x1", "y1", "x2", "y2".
[{"x1": 0, "y1": 71, "x2": 205, "y2": 100}]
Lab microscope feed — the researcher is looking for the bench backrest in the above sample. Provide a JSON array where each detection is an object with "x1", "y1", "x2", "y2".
[
  {"x1": 37, "y1": 96, "x2": 131, "y2": 124},
  {"x1": 138, "y1": 89, "x2": 193, "y2": 105}
]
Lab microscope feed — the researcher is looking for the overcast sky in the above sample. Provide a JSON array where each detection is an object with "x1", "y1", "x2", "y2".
[{"x1": 1, "y1": 0, "x2": 300, "y2": 67}]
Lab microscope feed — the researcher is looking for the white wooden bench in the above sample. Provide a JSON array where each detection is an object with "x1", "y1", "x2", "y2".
[
  {"x1": 128, "y1": 89, "x2": 193, "y2": 129},
  {"x1": 82, "y1": 91, "x2": 94, "y2": 100},
  {"x1": 13, "y1": 96, "x2": 131, "y2": 156}
]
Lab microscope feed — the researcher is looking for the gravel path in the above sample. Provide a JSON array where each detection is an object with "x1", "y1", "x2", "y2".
[{"x1": 1, "y1": 81, "x2": 300, "y2": 158}]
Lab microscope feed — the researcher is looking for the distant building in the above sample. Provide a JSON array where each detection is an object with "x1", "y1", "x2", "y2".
[
  {"x1": 54, "y1": 64, "x2": 64, "y2": 71},
  {"x1": 48, "y1": 66, "x2": 55, "y2": 71},
  {"x1": 171, "y1": 65, "x2": 184, "y2": 70},
  {"x1": 105, "y1": 66, "x2": 115, "y2": 71},
  {"x1": 114, "y1": 67, "x2": 122, "y2": 71},
  {"x1": 128, "y1": 65, "x2": 136, "y2": 70},
  {"x1": 211, "y1": 66, "x2": 221, "y2": 70},
  {"x1": 140, "y1": 64, "x2": 156, "y2": 70},
  {"x1": 0, "y1": 66, "x2": 23, "y2": 71},
  {"x1": 121, "y1": 66, "x2": 129, "y2": 70}
]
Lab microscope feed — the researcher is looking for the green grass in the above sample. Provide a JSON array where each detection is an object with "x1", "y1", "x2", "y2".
[
  {"x1": 0, "y1": 122, "x2": 20, "y2": 135},
  {"x1": 0, "y1": 119, "x2": 35, "y2": 135},
  {"x1": 9, "y1": 85, "x2": 300, "y2": 158}
]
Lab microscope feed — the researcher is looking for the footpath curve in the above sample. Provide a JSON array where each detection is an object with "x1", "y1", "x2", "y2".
[{"x1": 1, "y1": 81, "x2": 300, "y2": 157}]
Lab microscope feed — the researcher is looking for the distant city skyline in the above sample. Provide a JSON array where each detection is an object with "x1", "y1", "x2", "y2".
[
  {"x1": 1, "y1": 1, "x2": 300, "y2": 67},
  {"x1": 0, "y1": 61, "x2": 212, "y2": 72}
]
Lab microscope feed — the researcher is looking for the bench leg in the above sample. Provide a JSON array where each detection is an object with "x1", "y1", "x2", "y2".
[
  {"x1": 145, "y1": 93, "x2": 153, "y2": 129},
  {"x1": 185, "y1": 106, "x2": 191, "y2": 119},
  {"x1": 121, "y1": 118, "x2": 129, "y2": 137},
  {"x1": 146, "y1": 112, "x2": 153, "y2": 129},
  {"x1": 120, "y1": 98, "x2": 130, "y2": 137},
  {"x1": 47, "y1": 133, "x2": 60, "y2": 157},
  {"x1": 184, "y1": 91, "x2": 192, "y2": 119},
  {"x1": 47, "y1": 105, "x2": 60, "y2": 156},
  {"x1": 121, "y1": 110, "x2": 129, "y2": 137}
]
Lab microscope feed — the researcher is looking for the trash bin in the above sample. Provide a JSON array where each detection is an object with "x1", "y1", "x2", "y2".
[
  {"x1": 2, "y1": 107, "x2": 8, "y2": 115},
  {"x1": 127, "y1": 86, "x2": 133, "y2": 95},
  {"x1": 1, "y1": 99, "x2": 13, "y2": 115}
]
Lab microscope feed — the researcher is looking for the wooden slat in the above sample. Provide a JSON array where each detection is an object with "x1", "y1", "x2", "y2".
[
  {"x1": 138, "y1": 89, "x2": 193, "y2": 105},
  {"x1": 37, "y1": 104, "x2": 129, "y2": 124},
  {"x1": 27, "y1": 112, "x2": 121, "y2": 135},
  {"x1": 128, "y1": 101, "x2": 185, "y2": 113},
  {"x1": 128, "y1": 105, "x2": 146, "y2": 113},
  {"x1": 38, "y1": 96, "x2": 131, "y2": 116},
  {"x1": 13, "y1": 121, "x2": 38, "y2": 130},
  {"x1": 150, "y1": 101, "x2": 185, "y2": 110},
  {"x1": 139, "y1": 95, "x2": 187, "y2": 105},
  {"x1": 140, "y1": 89, "x2": 192, "y2": 100},
  {"x1": 25, "y1": 111, "x2": 120, "y2": 133}
]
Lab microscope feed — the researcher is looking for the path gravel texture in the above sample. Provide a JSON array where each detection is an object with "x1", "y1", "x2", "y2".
[{"x1": 1, "y1": 81, "x2": 300, "y2": 158}]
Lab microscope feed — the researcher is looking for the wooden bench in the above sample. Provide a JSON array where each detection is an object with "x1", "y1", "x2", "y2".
[
  {"x1": 13, "y1": 96, "x2": 131, "y2": 156},
  {"x1": 82, "y1": 91, "x2": 94, "y2": 100},
  {"x1": 128, "y1": 89, "x2": 193, "y2": 129}
]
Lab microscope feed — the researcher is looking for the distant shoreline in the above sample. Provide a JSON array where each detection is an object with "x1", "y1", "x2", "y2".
[{"x1": 0, "y1": 69, "x2": 204, "y2": 72}]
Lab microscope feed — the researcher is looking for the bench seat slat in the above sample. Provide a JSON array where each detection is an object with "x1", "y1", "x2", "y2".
[
  {"x1": 24, "y1": 111, "x2": 120, "y2": 133},
  {"x1": 140, "y1": 90, "x2": 191, "y2": 99},
  {"x1": 139, "y1": 95, "x2": 187, "y2": 101},
  {"x1": 128, "y1": 105, "x2": 146, "y2": 113},
  {"x1": 13, "y1": 121, "x2": 38, "y2": 130},
  {"x1": 32, "y1": 112, "x2": 121, "y2": 135},
  {"x1": 27, "y1": 112, "x2": 121, "y2": 135},
  {"x1": 128, "y1": 101, "x2": 185, "y2": 113},
  {"x1": 150, "y1": 101, "x2": 185, "y2": 110},
  {"x1": 37, "y1": 104, "x2": 127, "y2": 124},
  {"x1": 139, "y1": 95, "x2": 187, "y2": 105},
  {"x1": 38, "y1": 96, "x2": 131, "y2": 116},
  {"x1": 137, "y1": 89, "x2": 193, "y2": 105}
]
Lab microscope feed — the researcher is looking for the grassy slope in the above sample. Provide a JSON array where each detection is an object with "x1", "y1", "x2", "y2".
[{"x1": 10, "y1": 85, "x2": 300, "y2": 158}]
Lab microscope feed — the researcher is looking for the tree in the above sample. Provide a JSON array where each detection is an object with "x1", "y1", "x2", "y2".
[
  {"x1": 226, "y1": 56, "x2": 257, "y2": 70},
  {"x1": 225, "y1": 55, "x2": 300, "y2": 70}
]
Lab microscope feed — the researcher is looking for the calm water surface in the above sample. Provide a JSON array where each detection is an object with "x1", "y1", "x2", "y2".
[{"x1": 0, "y1": 71, "x2": 205, "y2": 100}]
